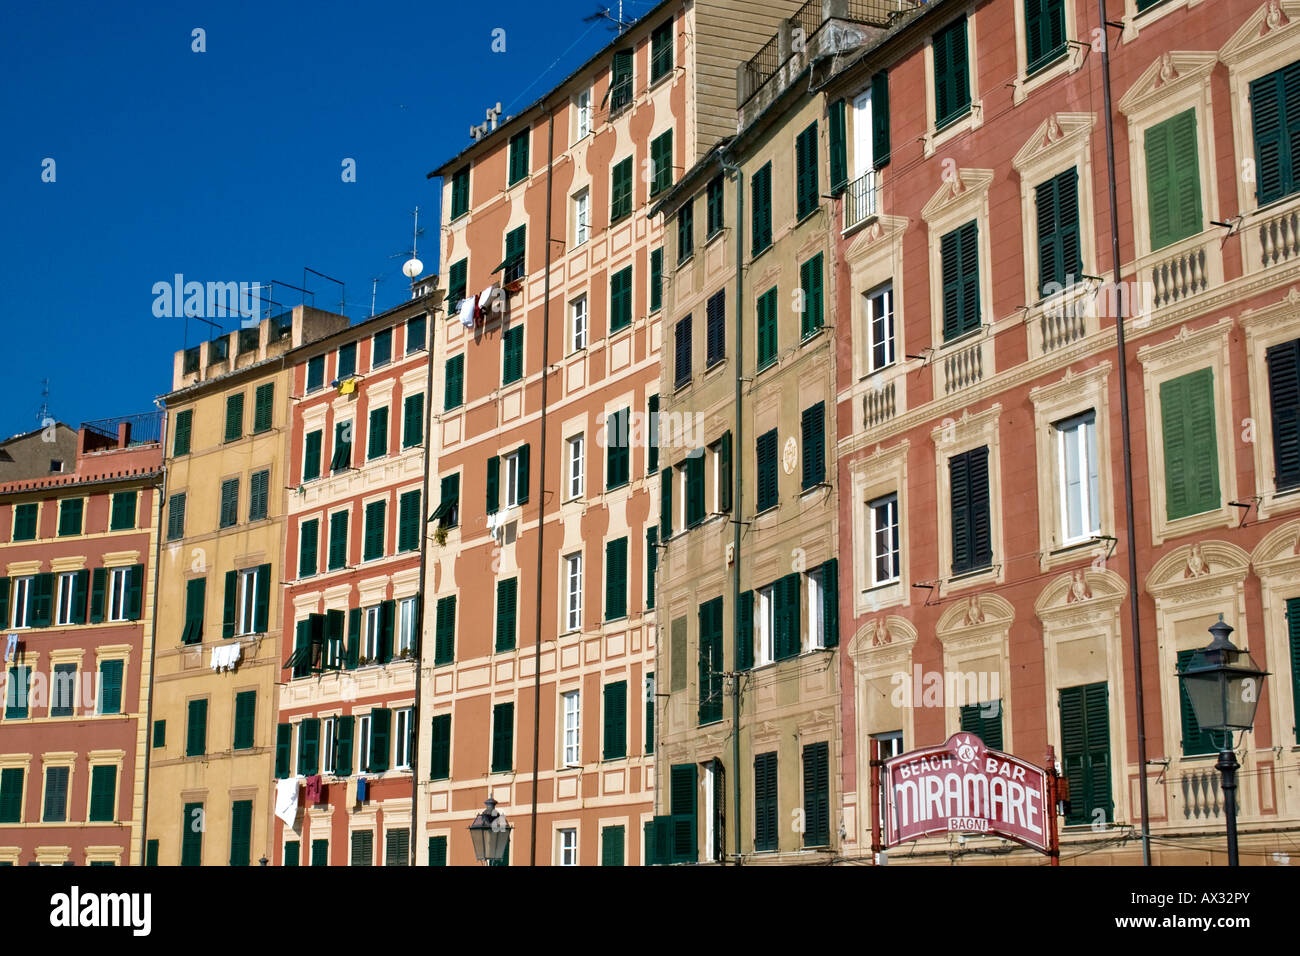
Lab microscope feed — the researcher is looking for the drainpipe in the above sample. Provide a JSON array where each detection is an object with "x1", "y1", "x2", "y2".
[
  {"x1": 1097, "y1": 0, "x2": 1151, "y2": 866},
  {"x1": 529, "y1": 104, "x2": 556, "y2": 867},
  {"x1": 138, "y1": 412, "x2": 168, "y2": 865},
  {"x1": 410, "y1": 290, "x2": 437, "y2": 865},
  {"x1": 718, "y1": 146, "x2": 744, "y2": 865}
]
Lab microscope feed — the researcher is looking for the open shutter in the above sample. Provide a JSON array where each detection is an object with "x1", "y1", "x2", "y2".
[
  {"x1": 669, "y1": 763, "x2": 698, "y2": 863},
  {"x1": 346, "y1": 608, "x2": 361, "y2": 669},
  {"x1": 719, "y1": 431, "x2": 732, "y2": 511},
  {"x1": 335, "y1": 715, "x2": 355, "y2": 776},
  {"x1": 93, "y1": 570, "x2": 108, "y2": 623},
  {"x1": 377, "y1": 599, "x2": 394, "y2": 664},
  {"x1": 646, "y1": 528, "x2": 658, "y2": 611},
  {"x1": 660, "y1": 467, "x2": 673, "y2": 538},
  {"x1": 222, "y1": 570, "x2": 237, "y2": 639},
  {"x1": 829, "y1": 99, "x2": 848, "y2": 192},
  {"x1": 275, "y1": 724, "x2": 292, "y2": 778},
  {"x1": 299, "y1": 718, "x2": 321, "y2": 775},
  {"x1": 253, "y1": 563, "x2": 270, "y2": 633},
  {"x1": 950, "y1": 451, "x2": 972, "y2": 574},
  {"x1": 517, "y1": 444, "x2": 530, "y2": 505},
  {"x1": 486, "y1": 456, "x2": 500, "y2": 515},
  {"x1": 821, "y1": 559, "x2": 838, "y2": 648},
  {"x1": 71, "y1": 569, "x2": 89, "y2": 625},
  {"x1": 872, "y1": 70, "x2": 891, "y2": 168},
  {"x1": 123, "y1": 564, "x2": 142, "y2": 621},
  {"x1": 736, "y1": 589, "x2": 754, "y2": 670}
]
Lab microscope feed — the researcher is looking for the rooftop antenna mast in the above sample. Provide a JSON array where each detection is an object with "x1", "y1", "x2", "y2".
[
  {"x1": 370, "y1": 275, "x2": 386, "y2": 317},
  {"x1": 37, "y1": 378, "x2": 50, "y2": 425},
  {"x1": 584, "y1": 4, "x2": 631, "y2": 33}
]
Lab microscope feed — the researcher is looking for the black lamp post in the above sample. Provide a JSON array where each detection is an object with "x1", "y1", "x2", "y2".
[
  {"x1": 1177, "y1": 615, "x2": 1268, "y2": 866},
  {"x1": 468, "y1": 797, "x2": 512, "y2": 865}
]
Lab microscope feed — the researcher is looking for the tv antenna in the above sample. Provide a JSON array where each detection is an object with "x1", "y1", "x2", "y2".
[
  {"x1": 37, "y1": 378, "x2": 50, "y2": 425},
  {"x1": 369, "y1": 275, "x2": 386, "y2": 317},
  {"x1": 584, "y1": 4, "x2": 632, "y2": 33},
  {"x1": 390, "y1": 207, "x2": 425, "y2": 280}
]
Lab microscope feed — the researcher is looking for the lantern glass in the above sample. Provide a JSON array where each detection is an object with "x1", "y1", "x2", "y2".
[{"x1": 1182, "y1": 669, "x2": 1227, "y2": 731}]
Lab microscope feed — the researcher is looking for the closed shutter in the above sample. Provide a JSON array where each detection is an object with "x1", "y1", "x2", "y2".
[
  {"x1": 284, "y1": 842, "x2": 300, "y2": 866},
  {"x1": 1146, "y1": 109, "x2": 1202, "y2": 251},
  {"x1": 1250, "y1": 64, "x2": 1300, "y2": 206},
  {"x1": 364, "y1": 500, "x2": 386, "y2": 560},
  {"x1": 233, "y1": 690, "x2": 256, "y2": 750},
  {"x1": 751, "y1": 162, "x2": 772, "y2": 254},
  {"x1": 1176, "y1": 649, "x2": 1225, "y2": 755},
  {"x1": 298, "y1": 519, "x2": 318, "y2": 577},
  {"x1": 303, "y1": 430, "x2": 322, "y2": 482},
  {"x1": 173, "y1": 409, "x2": 193, "y2": 456},
  {"x1": 934, "y1": 16, "x2": 970, "y2": 129},
  {"x1": 253, "y1": 383, "x2": 274, "y2": 433},
  {"x1": 311, "y1": 839, "x2": 329, "y2": 866},
  {"x1": 447, "y1": 258, "x2": 468, "y2": 307},
  {"x1": 451, "y1": 166, "x2": 470, "y2": 218},
  {"x1": 398, "y1": 490, "x2": 421, "y2": 552},
  {"x1": 959, "y1": 701, "x2": 1004, "y2": 751},
  {"x1": 368, "y1": 708, "x2": 391, "y2": 773},
  {"x1": 99, "y1": 659, "x2": 123, "y2": 714},
  {"x1": 429, "y1": 714, "x2": 452, "y2": 779},
  {"x1": 796, "y1": 122, "x2": 819, "y2": 219},
  {"x1": 486, "y1": 456, "x2": 500, "y2": 514},
  {"x1": 491, "y1": 702, "x2": 514, "y2": 773},
  {"x1": 146, "y1": 840, "x2": 159, "y2": 866},
  {"x1": 610, "y1": 267, "x2": 632, "y2": 332},
  {"x1": 434, "y1": 595, "x2": 456, "y2": 666},
  {"x1": 1059, "y1": 682, "x2": 1112, "y2": 826},
  {"x1": 403, "y1": 392, "x2": 423, "y2": 447},
  {"x1": 607, "y1": 409, "x2": 629, "y2": 488},
  {"x1": 495, "y1": 578, "x2": 517, "y2": 651},
  {"x1": 650, "y1": 248, "x2": 663, "y2": 312},
  {"x1": 802, "y1": 742, "x2": 830, "y2": 847},
  {"x1": 110, "y1": 491, "x2": 136, "y2": 531},
  {"x1": 941, "y1": 220, "x2": 981, "y2": 340},
  {"x1": 669, "y1": 763, "x2": 698, "y2": 863},
  {"x1": 697, "y1": 598, "x2": 723, "y2": 725},
  {"x1": 335, "y1": 715, "x2": 355, "y2": 777},
  {"x1": 508, "y1": 129, "x2": 529, "y2": 185},
  {"x1": 186, "y1": 698, "x2": 208, "y2": 757},
  {"x1": 756, "y1": 429, "x2": 778, "y2": 512},
  {"x1": 801, "y1": 402, "x2": 825, "y2": 489},
  {"x1": 350, "y1": 830, "x2": 373, "y2": 866},
  {"x1": 717, "y1": 430, "x2": 733, "y2": 512},
  {"x1": 705, "y1": 290, "x2": 726, "y2": 367},
  {"x1": 385, "y1": 828, "x2": 410, "y2": 866},
  {"x1": 647, "y1": 393, "x2": 660, "y2": 472},
  {"x1": 1288, "y1": 597, "x2": 1300, "y2": 744},
  {"x1": 1160, "y1": 369, "x2": 1220, "y2": 520},
  {"x1": 328, "y1": 511, "x2": 348, "y2": 570},
  {"x1": 88, "y1": 764, "x2": 116, "y2": 822},
  {"x1": 756, "y1": 287, "x2": 777, "y2": 369},
  {"x1": 428, "y1": 836, "x2": 448, "y2": 867},
  {"x1": 367, "y1": 406, "x2": 389, "y2": 459},
  {"x1": 677, "y1": 193, "x2": 693, "y2": 259},
  {"x1": 605, "y1": 538, "x2": 628, "y2": 621},
  {"x1": 229, "y1": 800, "x2": 253, "y2": 866},
  {"x1": 603, "y1": 680, "x2": 627, "y2": 759},
  {"x1": 611, "y1": 158, "x2": 632, "y2": 223},
  {"x1": 224, "y1": 392, "x2": 244, "y2": 442},
  {"x1": 674, "y1": 315, "x2": 692, "y2": 386},
  {"x1": 829, "y1": 99, "x2": 848, "y2": 192},
  {"x1": 822, "y1": 559, "x2": 838, "y2": 648},
  {"x1": 445, "y1": 355, "x2": 464, "y2": 411},
  {"x1": 601, "y1": 825, "x2": 625, "y2": 866},
  {"x1": 181, "y1": 802, "x2": 204, "y2": 866},
  {"x1": 152, "y1": 719, "x2": 165, "y2": 748},
  {"x1": 651, "y1": 130, "x2": 673, "y2": 195},
  {"x1": 502, "y1": 326, "x2": 523, "y2": 384},
  {"x1": 1025, "y1": 0, "x2": 1067, "y2": 75},
  {"x1": 1267, "y1": 340, "x2": 1300, "y2": 491},
  {"x1": 800, "y1": 255, "x2": 824, "y2": 338},
  {"x1": 1036, "y1": 167, "x2": 1081, "y2": 295},
  {"x1": 43, "y1": 767, "x2": 69, "y2": 822},
  {"x1": 0, "y1": 768, "x2": 22, "y2": 822},
  {"x1": 275, "y1": 723, "x2": 292, "y2": 778},
  {"x1": 950, "y1": 446, "x2": 992, "y2": 575},
  {"x1": 754, "y1": 752, "x2": 778, "y2": 851}
]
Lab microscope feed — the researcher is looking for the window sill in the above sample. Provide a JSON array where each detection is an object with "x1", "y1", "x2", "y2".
[
  {"x1": 795, "y1": 207, "x2": 821, "y2": 228},
  {"x1": 677, "y1": 252, "x2": 695, "y2": 269},
  {"x1": 924, "y1": 102, "x2": 982, "y2": 159},
  {"x1": 754, "y1": 503, "x2": 778, "y2": 519},
  {"x1": 705, "y1": 227, "x2": 726, "y2": 246},
  {"x1": 751, "y1": 242, "x2": 773, "y2": 263}
]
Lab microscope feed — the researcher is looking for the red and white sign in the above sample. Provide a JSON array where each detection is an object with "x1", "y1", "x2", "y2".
[{"x1": 881, "y1": 733, "x2": 1051, "y2": 853}]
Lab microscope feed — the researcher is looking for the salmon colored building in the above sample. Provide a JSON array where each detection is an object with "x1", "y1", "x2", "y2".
[
  {"x1": 272, "y1": 285, "x2": 437, "y2": 866},
  {"x1": 0, "y1": 416, "x2": 162, "y2": 866},
  {"x1": 826, "y1": 0, "x2": 1300, "y2": 864}
]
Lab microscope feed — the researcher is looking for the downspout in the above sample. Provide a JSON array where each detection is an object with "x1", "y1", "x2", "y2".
[
  {"x1": 410, "y1": 292, "x2": 437, "y2": 865},
  {"x1": 529, "y1": 104, "x2": 556, "y2": 867},
  {"x1": 1097, "y1": 0, "x2": 1151, "y2": 866},
  {"x1": 138, "y1": 411, "x2": 168, "y2": 865},
  {"x1": 718, "y1": 146, "x2": 744, "y2": 865}
]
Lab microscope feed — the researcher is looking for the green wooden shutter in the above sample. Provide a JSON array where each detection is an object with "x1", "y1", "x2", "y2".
[
  {"x1": 1250, "y1": 65, "x2": 1300, "y2": 206},
  {"x1": 110, "y1": 491, "x2": 136, "y2": 531},
  {"x1": 802, "y1": 741, "x2": 830, "y2": 846},
  {"x1": 254, "y1": 563, "x2": 270, "y2": 633},
  {"x1": 99, "y1": 659, "x2": 123, "y2": 714},
  {"x1": 1160, "y1": 369, "x2": 1220, "y2": 520},
  {"x1": 872, "y1": 70, "x2": 891, "y2": 168},
  {"x1": 1036, "y1": 167, "x2": 1082, "y2": 295},
  {"x1": 284, "y1": 842, "x2": 300, "y2": 866},
  {"x1": 829, "y1": 99, "x2": 848, "y2": 193},
  {"x1": 611, "y1": 49, "x2": 633, "y2": 111},
  {"x1": 181, "y1": 802, "x2": 204, "y2": 865},
  {"x1": 774, "y1": 573, "x2": 801, "y2": 661},
  {"x1": 303, "y1": 430, "x2": 322, "y2": 482},
  {"x1": 517, "y1": 444, "x2": 530, "y2": 505},
  {"x1": 152, "y1": 719, "x2": 165, "y2": 748},
  {"x1": 350, "y1": 830, "x2": 373, "y2": 866},
  {"x1": 88, "y1": 764, "x2": 116, "y2": 821},
  {"x1": 71, "y1": 569, "x2": 88, "y2": 625},
  {"x1": 1267, "y1": 340, "x2": 1300, "y2": 491},
  {"x1": 502, "y1": 326, "x2": 523, "y2": 384},
  {"x1": 173, "y1": 409, "x2": 193, "y2": 456},
  {"x1": 508, "y1": 128, "x2": 530, "y2": 185},
  {"x1": 126, "y1": 560, "x2": 144, "y2": 617},
  {"x1": 601, "y1": 825, "x2": 625, "y2": 866},
  {"x1": 445, "y1": 355, "x2": 464, "y2": 410},
  {"x1": 685, "y1": 454, "x2": 704, "y2": 527},
  {"x1": 428, "y1": 836, "x2": 448, "y2": 866},
  {"x1": 253, "y1": 383, "x2": 274, "y2": 433},
  {"x1": 669, "y1": 763, "x2": 698, "y2": 863},
  {"x1": 1176, "y1": 649, "x2": 1225, "y2": 755},
  {"x1": 221, "y1": 570, "x2": 236, "y2": 639},
  {"x1": 756, "y1": 429, "x2": 778, "y2": 512},
  {"x1": 1146, "y1": 109, "x2": 1202, "y2": 251},
  {"x1": 737, "y1": 589, "x2": 754, "y2": 670},
  {"x1": 1060, "y1": 682, "x2": 1112, "y2": 826},
  {"x1": 605, "y1": 537, "x2": 628, "y2": 621},
  {"x1": 648, "y1": 394, "x2": 660, "y2": 471},
  {"x1": 1025, "y1": 0, "x2": 1067, "y2": 75},
  {"x1": 822, "y1": 558, "x2": 838, "y2": 648},
  {"x1": 229, "y1": 800, "x2": 253, "y2": 866},
  {"x1": 754, "y1": 752, "x2": 778, "y2": 851},
  {"x1": 233, "y1": 690, "x2": 256, "y2": 750},
  {"x1": 756, "y1": 286, "x2": 777, "y2": 369},
  {"x1": 959, "y1": 701, "x2": 1004, "y2": 751},
  {"x1": 298, "y1": 519, "x2": 318, "y2": 578},
  {"x1": 950, "y1": 447, "x2": 992, "y2": 575},
  {"x1": 660, "y1": 467, "x2": 673, "y2": 538},
  {"x1": 718, "y1": 430, "x2": 732, "y2": 511},
  {"x1": 448, "y1": 258, "x2": 468, "y2": 306},
  {"x1": 364, "y1": 500, "x2": 386, "y2": 560},
  {"x1": 751, "y1": 163, "x2": 772, "y2": 254},
  {"x1": 603, "y1": 680, "x2": 627, "y2": 759},
  {"x1": 224, "y1": 392, "x2": 244, "y2": 442},
  {"x1": 801, "y1": 402, "x2": 825, "y2": 489},
  {"x1": 451, "y1": 166, "x2": 470, "y2": 218},
  {"x1": 186, "y1": 698, "x2": 208, "y2": 756},
  {"x1": 610, "y1": 267, "x2": 632, "y2": 332},
  {"x1": 345, "y1": 608, "x2": 361, "y2": 669},
  {"x1": 367, "y1": 406, "x2": 389, "y2": 459},
  {"x1": 0, "y1": 767, "x2": 22, "y2": 822},
  {"x1": 495, "y1": 578, "x2": 517, "y2": 651},
  {"x1": 403, "y1": 392, "x2": 423, "y2": 447},
  {"x1": 651, "y1": 130, "x2": 673, "y2": 196},
  {"x1": 368, "y1": 708, "x2": 391, "y2": 772},
  {"x1": 491, "y1": 702, "x2": 514, "y2": 773},
  {"x1": 429, "y1": 714, "x2": 452, "y2": 779},
  {"x1": 398, "y1": 490, "x2": 421, "y2": 552},
  {"x1": 145, "y1": 840, "x2": 159, "y2": 866},
  {"x1": 650, "y1": 248, "x2": 663, "y2": 312},
  {"x1": 795, "y1": 122, "x2": 819, "y2": 220},
  {"x1": 1287, "y1": 597, "x2": 1300, "y2": 744},
  {"x1": 941, "y1": 221, "x2": 981, "y2": 340},
  {"x1": 275, "y1": 723, "x2": 292, "y2": 777},
  {"x1": 645, "y1": 673, "x2": 656, "y2": 754},
  {"x1": 377, "y1": 599, "x2": 395, "y2": 664},
  {"x1": 298, "y1": 718, "x2": 321, "y2": 775},
  {"x1": 698, "y1": 598, "x2": 723, "y2": 725},
  {"x1": 611, "y1": 157, "x2": 632, "y2": 222},
  {"x1": 934, "y1": 15, "x2": 970, "y2": 129},
  {"x1": 435, "y1": 595, "x2": 456, "y2": 666},
  {"x1": 335, "y1": 715, "x2": 355, "y2": 776},
  {"x1": 385, "y1": 827, "x2": 410, "y2": 866},
  {"x1": 800, "y1": 254, "x2": 824, "y2": 338},
  {"x1": 486, "y1": 456, "x2": 500, "y2": 515},
  {"x1": 646, "y1": 528, "x2": 658, "y2": 610},
  {"x1": 328, "y1": 511, "x2": 348, "y2": 570}
]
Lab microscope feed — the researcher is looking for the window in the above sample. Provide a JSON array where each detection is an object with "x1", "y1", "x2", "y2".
[
  {"x1": 302, "y1": 430, "x2": 322, "y2": 483},
  {"x1": 491, "y1": 701, "x2": 514, "y2": 773},
  {"x1": 1055, "y1": 412, "x2": 1100, "y2": 544},
  {"x1": 648, "y1": 395, "x2": 660, "y2": 473},
  {"x1": 698, "y1": 597, "x2": 723, "y2": 725},
  {"x1": 1036, "y1": 168, "x2": 1082, "y2": 295},
  {"x1": 558, "y1": 828, "x2": 578, "y2": 866},
  {"x1": 253, "y1": 383, "x2": 274, "y2": 433},
  {"x1": 756, "y1": 286, "x2": 778, "y2": 370},
  {"x1": 324, "y1": 511, "x2": 349, "y2": 571},
  {"x1": 651, "y1": 130, "x2": 674, "y2": 196},
  {"x1": 1251, "y1": 62, "x2": 1300, "y2": 206},
  {"x1": 674, "y1": 315, "x2": 692, "y2": 388},
  {"x1": 242, "y1": 469, "x2": 265, "y2": 522},
  {"x1": 43, "y1": 766, "x2": 69, "y2": 822},
  {"x1": 224, "y1": 392, "x2": 244, "y2": 443},
  {"x1": 570, "y1": 295, "x2": 588, "y2": 352},
  {"x1": 233, "y1": 690, "x2": 256, "y2": 751},
  {"x1": 107, "y1": 566, "x2": 133, "y2": 622},
  {"x1": 865, "y1": 284, "x2": 895, "y2": 374},
  {"x1": 501, "y1": 225, "x2": 526, "y2": 284},
  {"x1": 450, "y1": 166, "x2": 470, "y2": 220},
  {"x1": 795, "y1": 121, "x2": 819, "y2": 220},
  {"x1": 447, "y1": 258, "x2": 468, "y2": 308},
  {"x1": 941, "y1": 220, "x2": 981, "y2": 340},
  {"x1": 368, "y1": 709, "x2": 392, "y2": 772},
  {"x1": 0, "y1": 768, "x2": 23, "y2": 823},
  {"x1": 367, "y1": 406, "x2": 389, "y2": 460},
  {"x1": 235, "y1": 565, "x2": 265, "y2": 636},
  {"x1": 603, "y1": 680, "x2": 627, "y2": 759},
  {"x1": 705, "y1": 290, "x2": 726, "y2": 368},
  {"x1": 706, "y1": 175, "x2": 724, "y2": 237},
  {"x1": 1145, "y1": 108, "x2": 1202, "y2": 251},
  {"x1": 407, "y1": 315, "x2": 426, "y2": 354},
  {"x1": 650, "y1": 247, "x2": 663, "y2": 313},
  {"x1": 88, "y1": 765, "x2": 117, "y2": 823},
  {"x1": 1025, "y1": 0, "x2": 1067, "y2": 75},
  {"x1": 51, "y1": 663, "x2": 77, "y2": 716},
  {"x1": 398, "y1": 596, "x2": 418, "y2": 655},
  {"x1": 565, "y1": 553, "x2": 583, "y2": 632},
  {"x1": 575, "y1": 88, "x2": 592, "y2": 140},
  {"x1": 180, "y1": 802, "x2": 203, "y2": 866},
  {"x1": 1160, "y1": 369, "x2": 1220, "y2": 521},
  {"x1": 600, "y1": 825, "x2": 624, "y2": 867},
  {"x1": 397, "y1": 489, "x2": 420, "y2": 553},
  {"x1": 562, "y1": 690, "x2": 581, "y2": 765},
  {"x1": 508, "y1": 128, "x2": 530, "y2": 186},
  {"x1": 676, "y1": 199, "x2": 694, "y2": 263},
  {"x1": 804, "y1": 563, "x2": 836, "y2": 650},
  {"x1": 801, "y1": 402, "x2": 825, "y2": 491},
  {"x1": 950, "y1": 446, "x2": 993, "y2": 576},
  {"x1": 605, "y1": 537, "x2": 628, "y2": 622},
  {"x1": 429, "y1": 713, "x2": 452, "y2": 780},
  {"x1": 167, "y1": 493, "x2": 186, "y2": 540},
  {"x1": 754, "y1": 752, "x2": 778, "y2": 851},
  {"x1": 298, "y1": 518, "x2": 319, "y2": 578},
  {"x1": 433, "y1": 596, "x2": 456, "y2": 667},
  {"x1": 362, "y1": 606, "x2": 381, "y2": 662},
  {"x1": 567, "y1": 434, "x2": 584, "y2": 500},
  {"x1": 385, "y1": 828, "x2": 410, "y2": 866},
  {"x1": 219, "y1": 478, "x2": 239, "y2": 529},
  {"x1": 802, "y1": 741, "x2": 830, "y2": 847},
  {"x1": 609, "y1": 266, "x2": 632, "y2": 333},
  {"x1": 351, "y1": 830, "x2": 373, "y2": 867},
  {"x1": 5, "y1": 666, "x2": 30, "y2": 717},
  {"x1": 395, "y1": 708, "x2": 413, "y2": 770},
  {"x1": 1059, "y1": 682, "x2": 1112, "y2": 825},
  {"x1": 829, "y1": 97, "x2": 848, "y2": 193},
  {"x1": 54, "y1": 571, "x2": 80, "y2": 625},
  {"x1": 610, "y1": 49, "x2": 633, "y2": 113},
  {"x1": 644, "y1": 673, "x2": 656, "y2": 754},
  {"x1": 372, "y1": 328, "x2": 393, "y2": 369},
  {"x1": 756, "y1": 428, "x2": 778, "y2": 512},
  {"x1": 12, "y1": 502, "x2": 38, "y2": 541},
  {"x1": 306, "y1": 355, "x2": 325, "y2": 393},
  {"x1": 402, "y1": 392, "x2": 424, "y2": 449},
  {"x1": 57, "y1": 498, "x2": 83, "y2": 537},
  {"x1": 960, "y1": 700, "x2": 1004, "y2": 751},
  {"x1": 933, "y1": 15, "x2": 972, "y2": 130},
  {"x1": 358, "y1": 715, "x2": 371, "y2": 774},
  {"x1": 10, "y1": 577, "x2": 32, "y2": 629},
  {"x1": 504, "y1": 446, "x2": 529, "y2": 508},
  {"x1": 173, "y1": 409, "x2": 193, "y2": 457},
  {"x1": 363, "y1": 499, "x2": 386, "y2": 561},
  {"x1": 799, "y1": 254, "x2": 824, "y2": 338},
  {"x1": 651, "y1": 19, "x2": 673, "y2": 81},
  {"x1": 605, "y1": 408, "x2": 630, "y2": 490},
  {"x1": 444, "y1": 354, "x2": 464, "y2": 411},
  {"x1": 573, "y1": 188, "x2": 590, "y2": 246},
  {"x1": 1268, "y1": 339, "x2": 1300, "y2": 493},
  {"x1": 869, "y1": 493, "x2": 900, "y2": 586},
  {"x1": 432, "y1": 474, "x2": 459, "y2": 531},
  {"x1": 186, "y1": 698, "x2": 208, "y2": 756},
  {"x1": 331, "y1": 420, "x2": 353, "y2": 472},
  {"x1": 502, "y1": 326, "x2": 524, "y2": 385},
  {"x1": 751, "y1": 162, "x2": 772, "y2": 255},
  {"x1": 610, "y1": 157, "x2": 633, "y2": 223},
  {"x1": 495, "y1": 577, "x2": 518, "y2": 652}
]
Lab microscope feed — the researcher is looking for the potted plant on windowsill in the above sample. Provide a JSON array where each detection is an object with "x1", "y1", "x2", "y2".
[
  {"x1": 433, "y1": 523, "x2": 448, "y2": 546},
  {"x1": 357, "y1": 655, "x2": 372, "y2": 667}
]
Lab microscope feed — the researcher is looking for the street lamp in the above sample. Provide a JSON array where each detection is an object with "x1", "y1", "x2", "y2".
[
  {"x1": 468, "y1": 797, "x2": 512, "y2": 865},
  {"x1": 1177, "y1": 615, "x2": 1268, "y2": 866}
]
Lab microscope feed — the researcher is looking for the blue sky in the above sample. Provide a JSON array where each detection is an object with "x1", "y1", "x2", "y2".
[{"x1": 0, "y1": 0, "x2": 651, "y2": 437}]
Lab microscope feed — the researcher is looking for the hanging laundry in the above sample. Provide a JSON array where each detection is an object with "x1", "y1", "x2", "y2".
[
  {"x1": 3, "y1": 634, "x2": 17, "y2": 664},
  {"x1": 304, "y1": 774, "x2": 322, "y2": 805},
  {"x1": 458, "y1": 297, "x2": 476, "y2": 328},
  {"x1": 337, "y1": 378, "x2": 357, "y2": 396},
  {"x1": 357, "y1": 777, "x2": 368, "y2": 803},
  {"x1": 274, "y1": 777, "x2": 300, "y2": 827},
  {"x1": 209, "y1": 642, "x2": 243, "y2": 672}
]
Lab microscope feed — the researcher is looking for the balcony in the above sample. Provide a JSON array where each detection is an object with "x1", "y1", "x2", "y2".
[
  {"x1": 1243, "y1": 193, "x2": 1300, "y2": 275},
  {"x1": 1129, "y1": 229, "x2": 1223, "y2": 314},
  {"x1": 937, "y1": 336, "x2": 990, "y2": 397},
  {"x1": 1028, "y1": 283, "x2": 1094, "y2": 358},
  {"x1": 843, "y1": 169, "x2": 880, "y2": 233},
  {"x1": 862, "y1": 378, "x2": 896, "y2": 429}
]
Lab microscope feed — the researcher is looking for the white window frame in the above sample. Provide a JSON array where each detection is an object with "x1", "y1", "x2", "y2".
[
  {"x1": 873, "y1": 730, "x2": 904, "y2": 759},
  {"x1": 395, "y1": 708, "x2": 413, "y2": 770},
  {"x1": 567, "y1": 434, "x2": 585, "y2": 500},
  {"x1": 865, "y1": 284, "x2": 895, "y2": 374},
  {"x1": 398, "y1": 597, "x2": 418, "y2": 655},
  {"x1": 55, "y1": 572, "x2": 77, "y2": 626},
  {"x1": 869, "y1": 493, "x2": 901, "y2": 586},
  {"x1": 364, "y1": 606, "x2": 381, "y2": 661},
  {"x1": 562, "y1": 690, "x2": 581, "y2": 766},
  {"x1": 703, "y1": 762, "x2": 717, "y2": 862},
  {"x1": 565, "y1": 552, "x2": 583, "y2": 632},
  {"x1": 708, "y1": 440, "x2": 722, "y2": 514},
  {"x1": 558, "y1": 827, "x2": 578, "y2": 866},
  {"x1": 108, "y1": 567, "x2": 130, "y2": 623},
  {"x1": 358, "y1": 714, "x2": 371, "y2": 773},
  {"x1": 322, "y1": 717, "x2": 337, "y2": 775},
  {"x1": 11, "y1": 576, "x2": 33, "y2": 629},
  {"x1": 570, "y1": 294, "x2": 588, "y2": 353},
  {"x1": 235, "y1": 567, "x2": 258, "y2": 635},
  {"x1": 757, "y1": 585, "x2": 775, "y2": 666},
  {"x1": 575, "y1": 87, "x2": 592, "y2": 141},
  {"x1": 806, "y1": 569, "x2": 825, "y2": 651},
  {"x1": 1055, "y1": 412, "x2": 1100, "y2": 545},
  {"x1": 505, "y1": 450, "x2": 523, "y2": 508},
  {"x1": 572, "y1": 190, "x2": 591, "y2": 248}
]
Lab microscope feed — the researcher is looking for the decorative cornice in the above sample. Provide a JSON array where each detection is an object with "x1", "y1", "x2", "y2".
[
  {"x1": 1146, "y1": 540, "x2": 1252, "y2": 598},
  {"x1": 1011, "y1": 113, "x2": 1096, "y2": 175},
  {"x1": 1035, "y1": 568, "x2": 1128, "y2": 622},
  {"x1": 1219, "y1": 1, "x2": 1299, "y2": 65},
  {"x1": 921, "y1": 169, "x2": 995, "y2": 225},
  {"x1": 847, "y1": 614, "x2": 918, "y2": 667},
  {"x1": 1117, "y1": 51, "x2": 1218, "y2": 117}
]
